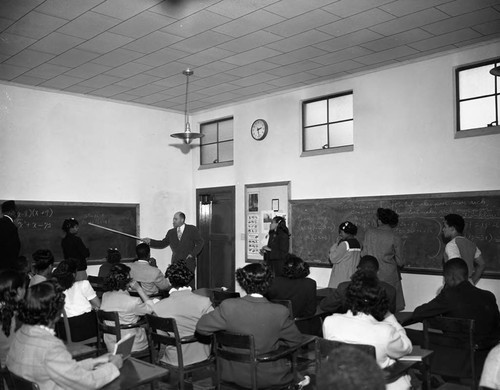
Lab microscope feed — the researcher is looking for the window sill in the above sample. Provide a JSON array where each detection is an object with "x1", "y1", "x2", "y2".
[
  {"x1": 455, "y1": 125, "x2": 500, "y2": 139},
  {"x1": 198, "y1": 161, "x2": 233, "y2": 170},
  {"x1": 301, "y1": 145, "x2": 353, "y2": 157}
]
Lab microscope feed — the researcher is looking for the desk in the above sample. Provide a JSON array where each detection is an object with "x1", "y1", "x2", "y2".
[{"x1": 100, "y1": 358, "x2": 169, "y2": 390}]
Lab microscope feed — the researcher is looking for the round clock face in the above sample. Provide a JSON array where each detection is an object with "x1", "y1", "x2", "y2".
[{"x1": 251, "y1": 119, "x2": 268, "y2": 140}]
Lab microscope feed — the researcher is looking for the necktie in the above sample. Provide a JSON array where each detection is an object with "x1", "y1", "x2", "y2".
[{"x1": 177, "y1": 227, "x2": 182, "y2": 241}]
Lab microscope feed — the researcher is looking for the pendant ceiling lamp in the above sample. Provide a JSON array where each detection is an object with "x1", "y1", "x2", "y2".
[
  {"x1": 490, "y1": 65, "x2": 500, "y2": 76},
  {"x1": 171, "y1": 68, "x2": 204, "y2": 144}
]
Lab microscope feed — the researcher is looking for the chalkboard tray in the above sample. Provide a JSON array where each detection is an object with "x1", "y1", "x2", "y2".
[
  {"x1": 290, "y1": 191, "x2": 500, "y2": 277},
  {"x1": 9, "y1": 201, "x2": 139, "y2": 262}
]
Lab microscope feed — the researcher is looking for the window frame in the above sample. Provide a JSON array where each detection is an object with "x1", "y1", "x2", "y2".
[
  {"x1": 301, "y1": 91, "x2": 354, "y2": 157},
  {"x1": 198, "y1": 116, "x2": 234, "y2": 169},
  {"x1": 455, "y1": 58, "x2": 500, "y2": 139}
]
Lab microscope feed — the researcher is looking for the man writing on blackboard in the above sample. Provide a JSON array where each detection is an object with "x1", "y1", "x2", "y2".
[
  {"x1": 0, "y1": 200, "x2": 21, "y2": 270},
  {"x1": 142, "y1": 212, "x2": 204, "y2": 286},
  {"x1": 442, "y1": 213, "x2": 485, "y2": 285}
]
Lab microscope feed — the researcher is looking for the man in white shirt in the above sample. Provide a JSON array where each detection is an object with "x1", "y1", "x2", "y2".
[{"x1": 442, "y1": 214, "x2": 485, "y2": 285}]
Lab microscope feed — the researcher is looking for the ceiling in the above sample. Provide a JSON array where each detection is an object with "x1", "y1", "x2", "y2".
[{"x1": 1, "y1": 0, "x2": 500, "y2": 114}]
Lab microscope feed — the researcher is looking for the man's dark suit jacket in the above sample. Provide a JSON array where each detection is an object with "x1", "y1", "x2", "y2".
[
  {"x1": 0, "y1": 216, "x2": 21, "y2": 269},
  {"x1": 319, "y1": 279, "x2": 397, "y2": 314},
  {"x1": 150, "y1": 224, "x2": 204, "y2": 272},
  {"x1": 411, "y1": 281, "x2": 500, "y2": 377},
  {"x1": 196, "y1": 295, "x2": 304, "y2": 388}
]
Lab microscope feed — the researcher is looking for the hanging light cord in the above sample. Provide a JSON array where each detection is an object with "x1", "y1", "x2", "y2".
[{"x1": 184, "y1": 70, "x2": 191, "y2": 131}]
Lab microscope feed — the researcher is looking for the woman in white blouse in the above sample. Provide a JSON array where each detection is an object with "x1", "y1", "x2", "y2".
[
  {"x1": 323, "y1": 269, "x2": 413, "y2": 390},
  {"x1": 100, "y1": 263, "x2": 154, "y2": 353}
]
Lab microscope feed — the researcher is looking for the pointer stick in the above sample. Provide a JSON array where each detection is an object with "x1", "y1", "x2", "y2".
[{"x1": 88, "y1": 222, "x2": 141, "y2": 240}]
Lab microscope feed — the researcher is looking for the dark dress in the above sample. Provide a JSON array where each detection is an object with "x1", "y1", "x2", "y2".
[
  {"x1": 0, "y1": 216, "x2": 21, "y2": 270},
  {"x1": 264, "y1": 229, "x2": 290, "y2": 276},
  {"x1": 61, "y1": 233, "x2": 90, "y2": 271}
]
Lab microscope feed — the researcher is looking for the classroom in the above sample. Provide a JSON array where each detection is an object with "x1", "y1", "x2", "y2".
[{"x1": 1, "y1": 2, "x2": 500, "y2": 387}]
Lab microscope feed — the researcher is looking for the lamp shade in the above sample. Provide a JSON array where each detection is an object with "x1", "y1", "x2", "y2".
[{"x1": 490, "y1": 65, "x2": 500, "y2": 76}]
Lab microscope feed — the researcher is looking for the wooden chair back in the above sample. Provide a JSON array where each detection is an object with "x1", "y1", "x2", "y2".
[
  {"x1": 145, "y1": 314, "x2": 214, "y2": 390},
  {"x1": 315, "y1": 338, "x2": 376, "y2": 373},
  {"x1": 270, "y1": 299, "x2": 294, "y2": 319},
  {"x1": 423, "y1": 316, "x2": 477, "y2": 388},
  {"x1": 88, "y1": 276, "x2": 106, "y2": 299},
  {"x1": 5, "y1": 370, "x2": 40, "y2": 390}
]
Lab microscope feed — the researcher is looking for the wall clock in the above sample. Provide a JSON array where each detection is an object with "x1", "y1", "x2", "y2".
[{"x1": 250, "y1": 119, "x2": 268, "y2": 141}]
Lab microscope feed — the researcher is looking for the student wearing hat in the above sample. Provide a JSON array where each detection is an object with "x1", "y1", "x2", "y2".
[
  {"x1": 328, "y1": 221, "x2": 361, "y2": 288},
  {"x1": 0, "y1": 200, "x2": 21, "y2": 270}
]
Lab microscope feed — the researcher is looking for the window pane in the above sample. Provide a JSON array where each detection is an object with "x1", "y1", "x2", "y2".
[
  {"x1": 201, "y1": 144, "x2": 217, "y2": 165},
  {"x1": 329, "y1": 121, "x2": 353, "y2": 147},
  {"x1": 219, "y1": 119, "x2": 233, "y2": 142},
  {"x1": 219, "y1": 140, "x2": 233, "y2": 162},
  {"x1": 459, "y1": 64, "x2": 495, "y2": 100},
  {"x1": 459, "y1": 96, "x2": 496, "y2": 131},
  {"x1": 200, "y1": 122, "x2": 217, "y2": 144},
  {"x1": 304, "y1": 125, "x2": 327, "y2": 151},
  {"x1": 329, "y1": 94, "x2": 353, "y2": 122},
  {"x1": 304, "y1": 100, "x2": 327, "y2": 126}
]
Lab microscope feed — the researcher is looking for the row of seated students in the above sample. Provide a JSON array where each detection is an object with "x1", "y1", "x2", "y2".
[{"x1": 2, "y1": 247, "x2": 500, "y2": 389}]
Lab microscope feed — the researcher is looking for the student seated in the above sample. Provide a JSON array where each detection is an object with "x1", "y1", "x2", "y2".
[
  {"x1": 6, "y1": 280, "x2": 122, "y2": 390},
  {"x1": 52, "y1": 259, "x2": 99, "y2": 342},
  {"x1": 98, "y1": 248, "x2": 121, "y2": 279},
  {"x1": 127, "y1": 243, "x2": 170, "y2": 296},
  {"x1": 320, "y1": 255, "x2": 397, "y2": 315},
  {"x1": 0, "y1": 270, "x2": 27, "y2": 366},
  {"x1": 29, "y1": 249, "x2": 54, "y2": 287},
  {"x1": 196, "y1": 263, "x2": 309, "y2": 389},
  {"x1": 153, "y1": 260, "x2": 213, "y2": 366},
  {"x1": 317, "y1": 345, "x2": 385, "y2": 390},
  {"x1": 323, "y1": 269, "x2": 412, "y2": 390},
  {"x1": 410, "y1": 258, "x2": 500, "y2": 380},
  {"x1": 101, "y1": 264, "x2": 154, "y2": 353}
]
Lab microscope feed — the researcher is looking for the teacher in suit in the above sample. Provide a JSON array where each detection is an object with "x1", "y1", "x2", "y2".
[
  {"x1": 0, "y1": 200, "x2": 21, "y2": 270},
  {"x1": 143, "y1": 211, "x2": 204, "y2": 276}
]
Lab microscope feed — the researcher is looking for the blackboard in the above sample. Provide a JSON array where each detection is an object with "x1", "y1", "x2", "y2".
[
  {"x1": 290, "y1": 191, "x2": 500, "y2": 277},
  {"x1": 6, "y1": 201, "x2": 139, "y2": 262}
]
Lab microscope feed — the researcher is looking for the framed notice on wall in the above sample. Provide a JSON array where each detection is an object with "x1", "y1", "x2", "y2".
[{"x1": 244, "y1": 181, "x2": 290, "y2": 261}]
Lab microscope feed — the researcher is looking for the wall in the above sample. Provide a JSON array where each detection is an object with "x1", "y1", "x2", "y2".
[
  {"x1": 193, "y1": 40, "x2": 500, "y2": 307},
  {"x1": 0, "y1": 83, "x2": 192, "y2": 273}
]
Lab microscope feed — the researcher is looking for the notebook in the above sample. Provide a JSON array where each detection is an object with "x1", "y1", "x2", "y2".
[{"x1": 113, "y1": 333, "x2": 135, "y2": 360}]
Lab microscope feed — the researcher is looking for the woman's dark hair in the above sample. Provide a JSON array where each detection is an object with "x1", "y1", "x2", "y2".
[
  {"x1": 61, "y1": 218, "x2": 79, "y2": 233},
  {"x1": 273, "y1": 216, "x2": 290, "y2": 237},
  {"x1": 0, "y1": 271, "x2": 27, "y2": 336},
  {"x1": 105, "y1": 263, "x2": 132, "y2": 291},
  {"x1": 338, "y1": 221, "x2": 358, "y2": 236},
  {"x1": 52, "y1": 259, "x2": 77, "y2": 290},
  {"x1": 18, "y1": 280, "x2": 65, "y2": 326},
  {"x1": 106, "y1": 248, "x2": 122, "y2": 264},
  {"x1": 377, "y1": 208, "x2": 399, "y2": 228},
  {"x1": 282, "y1": 254, "x2": 310, "y2": 279},
  {"x1": 165, "y1": 260, "x2": 193, "y2": 288},
  {"x1": 32, "y1": 249, "x2": 55, "y2": 273},
  {"x1": 236, "y1": 263, "x2": 274, "y2": 295},
  {"x1": 345, "y1": 269, "x2": 388, "y2": 321}
]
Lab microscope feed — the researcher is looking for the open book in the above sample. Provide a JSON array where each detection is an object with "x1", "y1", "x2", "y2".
[{"x1": 113, "y1": 333, "x2": 135, "y2": 360}]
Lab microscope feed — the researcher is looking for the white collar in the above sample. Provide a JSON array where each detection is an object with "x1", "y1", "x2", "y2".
[
  {"x1": 177, "y1": 224, "x2": 185, "y2": 233},
  {"x1": 136, "y1": 260, "x2": 149, "y2": 264},
  {"x1": 37, "y1": 325, "x2": 56, "y2": 336},
  {"x1": 4, "y1": 215, "x2": 13, "y2": 223},
  {"x1": 169, "y1": 286, "x2": 192, "y2": 293},
  {"x1": 250, "y1": 293, "x2": 263, "y2": 297}
]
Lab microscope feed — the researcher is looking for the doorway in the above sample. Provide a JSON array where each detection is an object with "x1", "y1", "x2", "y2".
[{"x1": 196, "y1": 186, "x2": 235, "y2": 290}]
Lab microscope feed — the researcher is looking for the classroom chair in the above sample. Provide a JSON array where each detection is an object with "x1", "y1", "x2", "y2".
[
  {"x1": 58, "y1": 309, "x2": 100, "y2": 360},
  {"x1": 145, "y1": 314, "x2": 214, "y2": 390},
  {"x1": 96, "y1": 310, "x2": 152, "y2": 362},
  {"x1": 423, "y1": 316, "x2": 485, "y2": 390},
  {"x1": 4, "y1": 369, "x2": 39, "y2": 390},
  {"x1": 212, "y1": 290, "x2": 240, "y2": 307},
  {"x1": 87, "y1": 276, "x2": 106, "y2": 299},
  {"x1": 269, "y1": 299, "x2": 294, "y2": 319},
  {"x1": 213, "y1": 331, "x2": 315, "y2": 390}
]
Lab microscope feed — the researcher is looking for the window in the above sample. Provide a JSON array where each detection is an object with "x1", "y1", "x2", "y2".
[
  {"x1": 456, "y1": 59, "x2": 500, "y2": 137},
  {"x1": 302, "y1": 92, "x2": 353, "y2": 154},
  {"x1": 200, "y1": 117, "x2": 233, "y2": 166}
]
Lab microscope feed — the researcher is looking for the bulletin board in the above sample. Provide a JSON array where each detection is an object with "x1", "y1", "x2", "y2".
[{"x1": 245, "y1": 182, "x2": 290, "y2": 262}]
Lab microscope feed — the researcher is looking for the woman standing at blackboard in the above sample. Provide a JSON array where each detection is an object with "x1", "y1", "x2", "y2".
[
  {"x1": 61, "y1": 218, "x2": 90, "y2": 281},
  {"x1": 362, "y1": 208, "x2": 405, "y2": 312},
  {"x1": 328, "y1": 221, "x2": 361, "y2": 288},
  {"x1": 260, "y1": 216, "x2": 290, "y2": 277}
]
